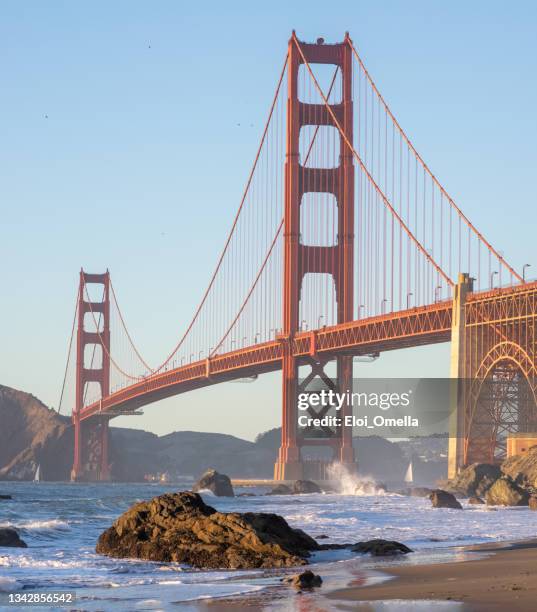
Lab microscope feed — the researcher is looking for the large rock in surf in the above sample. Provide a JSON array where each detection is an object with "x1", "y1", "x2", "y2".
[
  {"x1": 0, "y1": 528, "x2": 27, "y2": 548},
  {"x1": 352, "y1": 539, "x2": 413, "y2": 556},
  {"x1": 501, "y1": 446, "x2": 537, "y2": 489},
  {"x1": 485, "y1": 477, "x2": 529, "y2": 506},
  {"x1": 192, "y1": 469, "x2": 234, "y2": 497},
  {"x1": 0, "y1": 494, "x2": 12, "y2": 500},
  {"x1": 293, "y1": 480, "x2": 322, "y2": 494},
  {"x1": 283, "y1": 569, "x2": 323, "y2": 589},
  {"x1": 429, "y1": 489, "x2": 463, "y2": 509},
  {"x1": 443, "y1": 463, "x2": 502, "y2": 497},
  {"x1": 96, "y1": 491, "x2": 319, "y2": 569}
]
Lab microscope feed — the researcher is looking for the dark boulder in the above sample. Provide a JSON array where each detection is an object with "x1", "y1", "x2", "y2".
[
  {"x1": 429, "y1": 489, "x2": 463, "y2": 509},
  {"x1": 0, "y1": 494, "x2": 12, "y2": 500},
  {"x1": 283, "y1": 570, "x2": 322, "y2": 589},
  {"x1": 468, "y1": 496, "x2": 485, "y2": 505},
  {"x1": 96, "y1": 491, "x2": 319, "y2": 569},
  {"x1": 266, "y1": 484, "x2": 292, "y2": 495},
  {"x1": 351, "y1": 539, "x2": 413, "y2": 556},
  {"x1": 486, "y1": 477, "x2": 529, "y2": 506},
  {"x1": 192, "y1": 469, "x2": 234, "y2": 497},
  {"x1": 293, "y1": 480, "x2": 322, "y2": 494},
  {"x1": 0, "y1": 528, "x2": 27, "y2": 548}
]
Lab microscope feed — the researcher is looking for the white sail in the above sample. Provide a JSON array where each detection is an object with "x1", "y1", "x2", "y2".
[
  {"x1": 404, "y1": 460, "x2": 413, "y2": 483},
  {"x1": 34, "y1": 464, "x2": 41, "y2": 482}
]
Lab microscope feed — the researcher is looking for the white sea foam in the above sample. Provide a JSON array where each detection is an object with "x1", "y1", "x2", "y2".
[
  {"x1": 327, "y1": 462, "x2": 387, "y2": 495},
  {"x1": 0, "y1": 519, "x2": 69, "y2": 531},
  {"x1": 197, "y1": 488, "x2": 216, "y2": 496}
]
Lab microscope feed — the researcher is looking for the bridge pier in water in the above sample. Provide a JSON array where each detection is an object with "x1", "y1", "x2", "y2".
[{"x1": 274, "y1": 33, "x2": 357, "y2": 480}]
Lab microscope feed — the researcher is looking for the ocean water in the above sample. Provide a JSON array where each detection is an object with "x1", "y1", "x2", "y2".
[{"x1": 0, "y1": 481, "x2": 536, "y2": 610}]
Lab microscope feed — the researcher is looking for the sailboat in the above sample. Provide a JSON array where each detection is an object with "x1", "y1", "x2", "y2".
[
  {"x1": 403, "y1": 459, "x2": 413, "y2": 484},
  {"x1": 34, "y1": 464, "x2": 41, "y2": 482}
]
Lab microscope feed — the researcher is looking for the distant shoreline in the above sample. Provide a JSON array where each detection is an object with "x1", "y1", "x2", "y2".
[{"x1": 326, "y1": 538, "x2": 537, "y2": 611}]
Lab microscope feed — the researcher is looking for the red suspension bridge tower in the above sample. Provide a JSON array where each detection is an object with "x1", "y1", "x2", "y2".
[
  {"x1": 274, "y1": 33, "x2": 357, "y2": 480},
  {"x1": 71, "y1": 270, "x2": 111, "y2": 481}
]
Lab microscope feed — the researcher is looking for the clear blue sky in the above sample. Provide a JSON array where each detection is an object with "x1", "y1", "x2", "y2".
[{"x1": 1, "y1": 1, "x2": 536, "y2": 440}]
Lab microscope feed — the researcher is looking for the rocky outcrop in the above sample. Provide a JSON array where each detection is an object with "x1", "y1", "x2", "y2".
[
  {"x1": 192, "y1": 469, "x2": 234, "y2": 497},
  {"x1": 266, "y1": 484, "x2": 292, "y2": 495},
  {"x1": 293, "y1": 480, "x2": 322, "y2": 494},
  {"x1": 468, "y1": 496, "x2": 485, "y2": 505},
  {"x1": 96, "y1": 491, "x2": 319, "y2": 569},
  {"x1": 352, "y1": 539, "x2": 413, "y2": 556},
  {"x1": 283, "y1": 570, "x2": 322, "y2": 589},
  {"x1": 443, "y1": 463, "x2": 502, "y2": 498},
  {"x1": 0, "y1": 528, "x2": 27, "y2": 548},
  {"x1": 486, "y1": 477, "x2": 529, "y2": 506},
  {"x1": 429, "y1": 489, "x2": 463, "y2": 509},
  {"x1": 501, "y1": 446, "x2": 537, "y2": 490}
]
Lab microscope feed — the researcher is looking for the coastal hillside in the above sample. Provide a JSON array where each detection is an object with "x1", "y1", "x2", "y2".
[
  {"x1": 0, "y1": 384, "x2": 275, "y2": 481},
  {"x1": 0, "y1": 385, "x2": 72, "y2": 481}
]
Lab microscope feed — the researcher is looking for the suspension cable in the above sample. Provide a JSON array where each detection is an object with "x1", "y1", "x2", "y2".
[
  {"x1": 57, "y1": 288, "x2": 79, "y2": 414},
  {"x1": 348, "y1": 39, "x2": 522, "y2": 283}
]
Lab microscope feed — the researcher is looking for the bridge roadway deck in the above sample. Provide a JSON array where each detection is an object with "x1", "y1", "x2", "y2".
[
  {"x1": 78, "y1": 281, "x2": 537, "y2": 422},
  {"x1": 79, "y1": 299, "x2": 454, "y2": 421}
]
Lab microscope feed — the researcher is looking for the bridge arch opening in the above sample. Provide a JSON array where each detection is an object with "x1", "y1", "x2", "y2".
[
  {"x1": 300, "y1": 272, "x2": 337, "y2": 330},
  {"x1": 297, "y1": 63, "x2": 342, "y2": 105},
  {"x1": 466, "y1": 346, "x2": 537, "y2": 464},
  {"x1": 299, "y1": 125, "x2": 341, "y2": 169},
  {"x1": 84, "y1": 343, "x2": 103, "y2": 370},
  {"x1": 300, "y1": 192, "x2": 338, "y2": 246}
]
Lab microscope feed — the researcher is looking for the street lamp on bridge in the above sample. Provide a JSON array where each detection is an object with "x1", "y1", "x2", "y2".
[
  {"x1": 490, "y1": 270, "x2": 498, "y2": 290},
  {"x1": 523, "y1": 263, "x2": 531, "y2": 282}
]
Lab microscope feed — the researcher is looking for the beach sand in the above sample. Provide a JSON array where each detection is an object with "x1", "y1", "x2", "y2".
[
  {"x1": 327, "y1": 540, "x2": 537, "y2": 611},
  {"x1": 199, "y1": 540, "x2": 537, "y2": 611}
]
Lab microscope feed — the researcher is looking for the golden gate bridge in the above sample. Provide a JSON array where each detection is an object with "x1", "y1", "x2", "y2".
[{"x1": 58, "y1": 32, "x2": 537, "y2": 482}]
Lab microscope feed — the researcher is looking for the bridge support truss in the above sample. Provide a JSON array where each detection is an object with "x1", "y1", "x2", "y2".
[
  {"x1": 71, "y1": 270, "x2": 111, "y2": 482},
  {"x1": 274, "y1": 34, "x2": 357, "y2": 480},
  {"x1": 448, "y1": 274, "x2": 537, "y2": 477}
]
